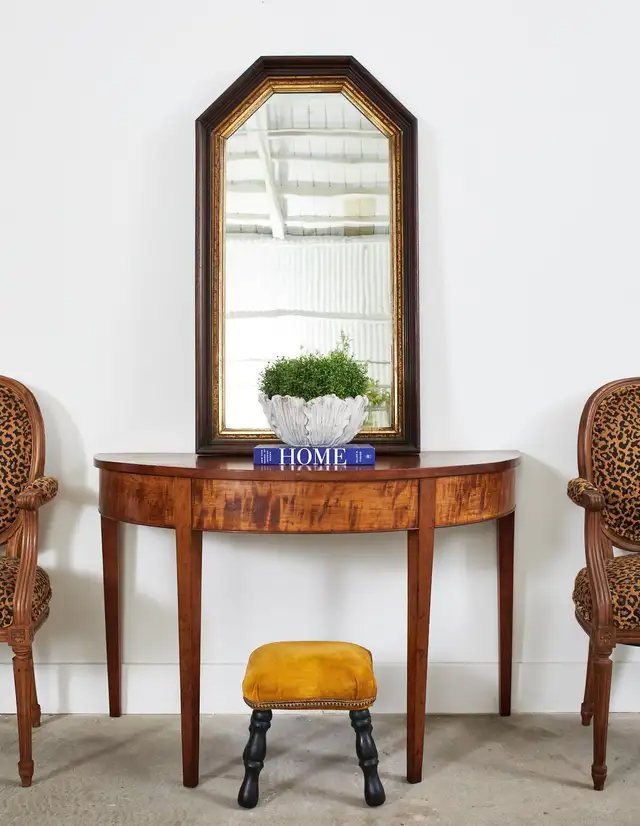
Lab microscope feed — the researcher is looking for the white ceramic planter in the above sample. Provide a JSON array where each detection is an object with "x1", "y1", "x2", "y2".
[{"x1": 258, "y1": 392, "x2": 369, "y2": 447}]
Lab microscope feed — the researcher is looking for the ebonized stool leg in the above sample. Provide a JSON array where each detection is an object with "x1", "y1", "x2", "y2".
[
  {"x1": 350, "y1": 709, "x2": 385, "y2": 807},
  {"x1": 238, "y1": 709, "x2": 272, "y2": 808}
]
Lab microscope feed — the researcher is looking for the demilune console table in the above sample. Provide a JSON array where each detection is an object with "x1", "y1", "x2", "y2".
[{"x1": 94, "y1": 450, "x2": 520, "y2": 788}]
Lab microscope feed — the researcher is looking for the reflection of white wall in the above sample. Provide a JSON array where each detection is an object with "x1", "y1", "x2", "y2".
[{"x1": 224, "y1": 236, "x2": 392, "y2": 428}]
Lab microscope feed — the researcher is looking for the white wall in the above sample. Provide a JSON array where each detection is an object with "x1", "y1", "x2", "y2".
[{"x1": 2, "y1": 0, "x2": 640, "y2": 714}]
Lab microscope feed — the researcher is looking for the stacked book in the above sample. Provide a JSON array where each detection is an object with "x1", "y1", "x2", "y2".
[{"x1": 253, "y1": 444, "x2": 375, "y2": 467}]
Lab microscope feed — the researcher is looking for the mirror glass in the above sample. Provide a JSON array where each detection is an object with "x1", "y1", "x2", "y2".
[{"x1": 222, "y1": 92, "x2": 392, "y2": 432}]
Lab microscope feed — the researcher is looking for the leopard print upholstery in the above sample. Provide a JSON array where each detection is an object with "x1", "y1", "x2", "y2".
[
  {"x1": 23, "y1": 477, "x2": 57, "y2": 498},
  {"x1": 0, "y1": 557, "x2": 51, "y2": 628},
  {"x1": 17, "y1": 477, "x2": 58, "y2": 509},
  {"x1": 573, "y1": 555, "x2": 640, "y2": 629},
  {"x1": 0, "y1": 384, "x2": 32, "y2": 534},
  {"x1": 567, "y1": 478, "x2": 602, "y2": 507},
  {"x1": 590, "y1": 384, "x2": 640, "y2": 544}
]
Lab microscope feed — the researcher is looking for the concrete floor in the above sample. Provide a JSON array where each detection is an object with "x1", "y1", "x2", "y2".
[{"x1": 0, "y1": 714, "x2": 639, "y2": 825}]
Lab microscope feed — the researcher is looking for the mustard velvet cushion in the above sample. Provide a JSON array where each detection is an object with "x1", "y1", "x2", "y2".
[{"x1": 242, "y1": 641, "x2": 377, "y2": 710}]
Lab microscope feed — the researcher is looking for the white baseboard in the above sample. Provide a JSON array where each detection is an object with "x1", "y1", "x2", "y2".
[{"x1": 0, "y1": 662, "x2": 638, "y2": 715}]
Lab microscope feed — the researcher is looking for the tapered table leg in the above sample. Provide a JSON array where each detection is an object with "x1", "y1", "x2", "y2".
[
  {"x1": 497, "y1": 510, "x2": 515, "y2": 716},
  {"x1": 176, "y1": 512, "x2": 203, "y2": 788},
  {"x1": 406, "y1": 478, "x2": 437, "y2": 784},
  {"x1": 101, "y1": 516, "x2": 121, "y2": 717}
]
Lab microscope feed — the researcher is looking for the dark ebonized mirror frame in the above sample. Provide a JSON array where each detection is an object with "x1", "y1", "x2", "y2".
[{"x1": 195, "y1": 56, "x2": 419, "y2": 454}]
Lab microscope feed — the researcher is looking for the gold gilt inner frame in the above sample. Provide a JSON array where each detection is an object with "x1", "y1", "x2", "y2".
[{"x1": 195, "y1": 56, "x2": 419, "y2": 455}]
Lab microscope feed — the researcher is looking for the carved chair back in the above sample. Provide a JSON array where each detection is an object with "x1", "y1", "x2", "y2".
[
  {"x1": 578, "y1": 377, "x2": 640, "y2": 552},
  {"x1": 0, "y1": 376, "x2": 45, "y2": 549}
]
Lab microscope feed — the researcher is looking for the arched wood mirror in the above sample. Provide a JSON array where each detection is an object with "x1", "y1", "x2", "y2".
[{"x1": 195, "y1": 56, "x2": 419, "y2": 454}]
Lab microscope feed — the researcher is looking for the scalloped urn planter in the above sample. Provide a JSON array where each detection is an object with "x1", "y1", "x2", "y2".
[{"x1": 258, "y1": 393, "x2": 369, "y2": 447}]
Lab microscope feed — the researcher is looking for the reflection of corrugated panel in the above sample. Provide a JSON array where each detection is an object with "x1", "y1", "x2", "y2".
[
  {"x1": 222, "y1": 235, "x2": 394, "y2": 430},
  {"x1": 225, "y1": 237, "x2": 392, "y2": 316}
]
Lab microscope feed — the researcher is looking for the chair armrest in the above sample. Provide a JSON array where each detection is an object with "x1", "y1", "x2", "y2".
[
  {"x1": 567, "y1": 478, "x2": 605, "y2": 511},
  {"x1": 582, "y1": 507, "x2": 614, "y2": 637},
  {"x1": 17, "y1": 477, "x2": 58, "y2": 511},
  {"x1": 568, "y1": 479, "x2": 615, "y2": 638},
  {"x1": 11, "y1": 479, "x2": 57, "y2": 629}
]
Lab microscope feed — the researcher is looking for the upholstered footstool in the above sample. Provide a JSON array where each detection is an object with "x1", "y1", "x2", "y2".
[{"x1": 237, "y1": 641, "x2": 385, "y2": 809}]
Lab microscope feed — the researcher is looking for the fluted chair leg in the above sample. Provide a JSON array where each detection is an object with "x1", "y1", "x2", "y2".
[
  {"x1": 581, "y1": 641, "x2": 595, "y2": 726},
  {"x1": 238, "y1": 710, "x2": 272, "y2": 808},
  {"x1": 350, "y1": 709, "x2": 385, "y2": 807},
  {"x1": 591, "y1": 651, "x2": 613, "y2": 791},
  {"x1": 28, "y1": 652, "x2": 41, "y2": 728},
  {"x1": 13, "y1": 645, "x2": 34, "y2": 787}
]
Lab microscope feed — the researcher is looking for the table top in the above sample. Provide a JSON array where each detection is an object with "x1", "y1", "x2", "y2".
[{"x1": 94, "y1": 450, "x2": 521, "y2": 481}]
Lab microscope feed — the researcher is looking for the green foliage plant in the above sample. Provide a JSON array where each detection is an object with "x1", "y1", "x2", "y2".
[
  {"x1": 259, "y1": 332, "x2": 393, "y2": 423},
  {"x1": 259, "y1": 334, "x2": 369, "y2": 401}
]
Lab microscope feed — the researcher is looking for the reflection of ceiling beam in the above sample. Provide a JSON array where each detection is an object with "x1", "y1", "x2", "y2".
[
  {"x1": 253, "y1": 108, "x2": 285, "y2": 240},
  {"x1": 228, "y1": 181, "x2": 389, "y2": 198},
  {"x1": 226, "y1": 232, "x2": 390, "y2": 244},
  {"x1": 285, "y1": 215, "x2": 389, "y2": 228},
  {"x1": 242, "y1": 128, "x2": 386, "y2": 140},
  {"x1": 226, "y1": 213, "x2": 389, "y2": 228},
  {"x1": 226, "y1": 309, "x2": 391, "y2": 321},
  {"x1": 228, "y1": 151, "x2": 388, "y2": 166}
]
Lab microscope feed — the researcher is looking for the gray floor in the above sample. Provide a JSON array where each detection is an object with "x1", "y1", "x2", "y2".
[{"x1": 0, "y1": 714, "x2": 639, "y2": 825}]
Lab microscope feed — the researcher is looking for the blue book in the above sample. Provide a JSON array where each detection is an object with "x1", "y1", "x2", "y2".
[{"x1": 253, "y1": 444, "x2": 375, "y2": 466}]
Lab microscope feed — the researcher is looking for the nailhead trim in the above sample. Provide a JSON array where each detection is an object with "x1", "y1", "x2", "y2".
[{"x1": 243, "y1": 696, "x2": 376, "y2": 711}]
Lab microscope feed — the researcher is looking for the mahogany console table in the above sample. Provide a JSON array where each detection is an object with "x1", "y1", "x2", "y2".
[{"x1": 94, "y1": 450, "x2": 520, "y2": 788}]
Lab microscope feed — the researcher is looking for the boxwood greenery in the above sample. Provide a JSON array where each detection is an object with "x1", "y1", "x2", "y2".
[{"x1": 258, "y1": 333, "x2": 389, "y2": 408}]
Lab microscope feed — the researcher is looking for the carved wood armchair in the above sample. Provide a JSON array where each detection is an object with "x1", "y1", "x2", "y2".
[
  {"x1": 568, "y1": 376, "x2": 640, "y2": 791},
  {"x1": 0, "y1": 376, "x2": 57, "y2": 786}
]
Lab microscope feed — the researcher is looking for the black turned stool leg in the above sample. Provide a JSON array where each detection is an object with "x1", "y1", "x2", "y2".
[
  {"x1": 238, "y1": 710, "x2": 272, "y2": 809},
  {"x1": 350, "y1": 709, "x2": 385, "y2": 807}
]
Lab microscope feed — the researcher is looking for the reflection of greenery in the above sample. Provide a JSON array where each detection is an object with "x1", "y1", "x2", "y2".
[
  {"x1": 365, "y1": 378, "x2": 391, "y2": 409},
  {"x1": 338, "y1": 332, "x2": 391, "y2": 413},
  {"x1": 364, "y1": 378, "x2": 391, "y2": 428},
  {"x1": 259, "y1": 331, "x2": 391, "y2": 420}
]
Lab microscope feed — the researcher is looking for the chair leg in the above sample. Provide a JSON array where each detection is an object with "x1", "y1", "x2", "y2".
[
  {"x1": 349, "y1": 709, "x2": 385, "y2": 807},
  {"x1": 238, "y1": 710, "x2": 272, "y2": 809},
  {"x1": 12, "y1": 645, "x2": 34, "y2": 787},
  {"x1": 581, "y1": 641, "x2": 595, "y2": 726},
  {"x1": 591, "y1": 649, "x2": 613, "y2": 791},
  {"x1": 29, "y1": 652, "x2": 41, "y2": 728}
]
